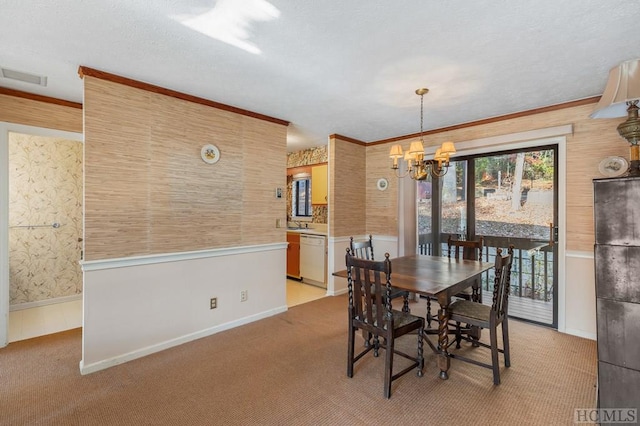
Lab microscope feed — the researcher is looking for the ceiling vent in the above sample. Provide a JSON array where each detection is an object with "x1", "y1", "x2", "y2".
[{"x1": 1, "y1": 67, "x2": 48, "y2": 86}]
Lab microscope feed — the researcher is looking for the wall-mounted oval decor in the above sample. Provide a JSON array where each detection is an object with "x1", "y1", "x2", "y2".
[
  {"x1": 201, "y1": 144, "x2": 220, "y2": 164},
  {"x1": 598, "y1": 156, "x2": 627, "y2": 177},
  {"x1": 376, "y1": 178, "x2": 389, "y2": 191}
]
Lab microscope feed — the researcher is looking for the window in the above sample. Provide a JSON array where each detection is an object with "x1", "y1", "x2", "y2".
[{"x1": 292, "y1": 175, "x2": 312, "y2": 218}]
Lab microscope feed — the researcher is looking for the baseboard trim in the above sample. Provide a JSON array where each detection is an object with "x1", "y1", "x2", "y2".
[
  {"x1": 79, "y1": 305, "x2": 288, "y2": 375},
  {"x1": 563, "y1": 327, "x2": 596, "y2": 341},
  {"x1": 10, "y1": 294, "x2": 82, "y2": 311}
]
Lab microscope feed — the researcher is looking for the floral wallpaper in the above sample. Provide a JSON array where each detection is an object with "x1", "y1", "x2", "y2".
[
  {"x1": 287, "y1": 146, "x2": 328, "y2": 224},
  {"x1": 8, "y1": 132, "x2": 83, "y2": 305}
]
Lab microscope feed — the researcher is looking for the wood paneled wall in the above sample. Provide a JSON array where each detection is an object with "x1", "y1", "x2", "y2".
[
  {"x1": 83, "y1": 77, "x2": 287, "y2": 260},
  {"x1": 365, "y1": 143, "x2": 400, "y2": 236},
  {"x1": 364, "y1": 101, "x2": 627, "y2": 251},
  {"x1": 0, "y1": 93, "x2": 82, "y2": 132},
  {"x1": 330, "y1": 136, "x2": 366, "y2": 237}
]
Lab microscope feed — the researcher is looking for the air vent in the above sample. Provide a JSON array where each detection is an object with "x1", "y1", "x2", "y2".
[{"x1": 1, "y1": 67, "x2": 48, "y2": 86}]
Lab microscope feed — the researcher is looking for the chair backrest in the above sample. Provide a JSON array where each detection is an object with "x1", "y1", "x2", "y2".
[
  {"x1": 350, "y1": 235, "x2": 374, "y2": 260},
  {"x1": 345, "y1": 248, "x2": 392, "y2": 330},
  {"x1": 447, "y1": 235, "x2": 484, "y2": 261},
  {"x1": 491, "y1": 245, "x2": 514, "y2": 320}
]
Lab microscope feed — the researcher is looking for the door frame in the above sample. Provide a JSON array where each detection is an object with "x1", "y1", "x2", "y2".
[
  {"x1": 400, "y1": 124, "x2": 571, "y2": 333},
  {"x1": 445, "y1": 144, "x2": 559, "y2": 327},
  {"x1": 0, "y1": 122, "x2": 83, "y2": 347}
]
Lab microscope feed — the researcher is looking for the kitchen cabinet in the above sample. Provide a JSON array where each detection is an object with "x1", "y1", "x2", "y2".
[
  {"x1": 593, "y1": 176, "x2": 640, "y2": 414},
  {"x1": 311, "y1": 164, "x2": 328, "y2": 205},
  {"x1": 286, "y1": 232, "x2": 300, "y2": 278}
]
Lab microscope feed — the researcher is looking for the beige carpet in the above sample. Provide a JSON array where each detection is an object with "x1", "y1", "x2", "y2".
[{"x1": 0, "y1": 295, "x2": 596, "y2": 425}]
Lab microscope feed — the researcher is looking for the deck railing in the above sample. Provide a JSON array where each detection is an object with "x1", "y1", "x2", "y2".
[{"x1": 418, "y1": 233, "x2": 553, "y2": 302}]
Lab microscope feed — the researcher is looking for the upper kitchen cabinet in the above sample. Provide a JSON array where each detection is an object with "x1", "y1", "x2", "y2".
[{"x1": 311, "y1": 164, "x2": 328, "y2": 205}]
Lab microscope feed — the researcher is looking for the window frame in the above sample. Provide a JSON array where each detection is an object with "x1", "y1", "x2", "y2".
[{"x1": 291, "y1": 173, "x2": 313, "y2": 220}]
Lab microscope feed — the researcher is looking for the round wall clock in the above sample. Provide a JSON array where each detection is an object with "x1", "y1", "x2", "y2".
[
  {"x1": 201, "y1": 144, "x2": 220, "y2": 164},
  {"x1": 377, "y1": 178, "x2": 389, "y2": 191}
]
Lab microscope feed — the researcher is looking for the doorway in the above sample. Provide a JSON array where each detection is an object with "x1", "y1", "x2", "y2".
[
  {"x1": 0, "y1": 123, "x2": 83, "y2": 346},
  {"x1": 418, "y1": 144, "x2": 559, "y2": 327}
]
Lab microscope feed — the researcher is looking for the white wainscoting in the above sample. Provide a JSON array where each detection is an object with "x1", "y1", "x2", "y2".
[
  {"x1": 80, "y1": 243, "x2": 287, "y2": 374},
  {"x1": 564, "y1": 250, "x2": 596, "y2": 340}
]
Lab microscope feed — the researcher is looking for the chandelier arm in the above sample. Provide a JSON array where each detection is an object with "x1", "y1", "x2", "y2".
[
  {"x1": 429, "y1": 162, "x2": 449, "y2": 178},
  {"x1": 394, "y1": 169, "x2": 410, "y2": 178}
]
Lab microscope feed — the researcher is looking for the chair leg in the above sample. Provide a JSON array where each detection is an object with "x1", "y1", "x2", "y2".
[
  {"x1": 373, "y1": 335, "x2": 380, "y2": 357},
  {"x1": 417, "y1": 327, "x2": 424, "y2": 377},
  {"x1": 490, "y1": 325, "x2": 500, "y2": 385},
  {"x1": 426, "y1": 298, "x2": 432, "y2": 327},
  {"x1": 362, "y1": 329, "x2": 371, "y2": 347},
  {"x1": 347, "y1": 325, "x2": 355, "y2": 378},
  {"x1": 455, "y1": 321, "x2": 462, "y2": 349},
  {"x1": 384, "y1": 334, "x2": 394, "y2": 398},
  {"x1": 402, "y1": 294, "x2": 410, "y2": 313},
  {"x1": 502, "y1": 318, "x2": 511, "y2": 368}
]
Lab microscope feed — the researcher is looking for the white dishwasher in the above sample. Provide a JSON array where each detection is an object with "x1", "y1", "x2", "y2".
[{"x1": 299, "y1": 234, "x2": 326, "y2": 288}]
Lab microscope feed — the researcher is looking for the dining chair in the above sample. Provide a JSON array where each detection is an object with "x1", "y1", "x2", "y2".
[
  {"x1": 425, "y1": 236, "x2": 484, "y2": 327},
  {"x1": 447, "y1": 245, "x2": 514, "y2": 385},
  {"x1": 350, "y1": 235, "x2": 410, "y2": 313},
  {"x1": 345, "y1": 249, "x2": 424, "y2": 398}
]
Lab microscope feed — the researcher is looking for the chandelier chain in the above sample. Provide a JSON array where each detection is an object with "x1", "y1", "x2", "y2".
[{"x1": 420, "y1": 92, "x2": 425, "y2": 144}]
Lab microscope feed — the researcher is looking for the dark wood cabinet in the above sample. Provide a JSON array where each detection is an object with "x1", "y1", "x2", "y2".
[
  {"x1": 593, "y1": 177, "x2": 640, "y2": 416},
  {"x1": 287, "y1": 232, "x2": 300, "y2": 278}
]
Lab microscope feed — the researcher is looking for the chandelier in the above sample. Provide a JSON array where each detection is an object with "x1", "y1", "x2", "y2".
[{"x1": 389, "y1": 88, "x2": 456, "y2": 180}]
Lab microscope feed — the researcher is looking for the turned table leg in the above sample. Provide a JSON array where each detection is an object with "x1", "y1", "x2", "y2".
[{"x1": 437, "y1": 307, "x2": 450, "y2": 380}]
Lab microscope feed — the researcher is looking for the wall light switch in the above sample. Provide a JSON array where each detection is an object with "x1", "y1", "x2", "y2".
[{"x1": 276, "y1": 187, "x2": 283, "y2": 198}]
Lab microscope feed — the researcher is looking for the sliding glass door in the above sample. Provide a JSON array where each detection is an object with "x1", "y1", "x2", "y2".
[{"x1": 417, "y1": 145, "x2": 558, "y2": 327}]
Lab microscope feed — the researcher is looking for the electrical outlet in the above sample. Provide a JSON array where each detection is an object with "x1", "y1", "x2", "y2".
[
  {"x1": 210, "y1": 297, "x2": 217, "y2": 309},
  {"x1": 240, "y1": 290, "x2": 248, "y2": 302}
]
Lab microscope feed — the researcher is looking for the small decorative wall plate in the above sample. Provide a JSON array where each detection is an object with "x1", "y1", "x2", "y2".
[
  {"x1": 377, "y1": 178, "x2": 389, "y2": 191},
  {"x1": 598, "y1": 156, "x2": 628, "y2": 177},
  {"x1": 201, "y1": 144, "x2": 220, "y2": 164}
]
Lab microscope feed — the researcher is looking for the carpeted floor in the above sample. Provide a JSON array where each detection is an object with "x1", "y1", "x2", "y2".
[{"x1": 0, "y1": 295, "x2": 597, "y2": 425}]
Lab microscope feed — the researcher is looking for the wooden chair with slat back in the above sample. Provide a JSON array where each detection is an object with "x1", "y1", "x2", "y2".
[
  {"x1": 425, "y1": 236, "x2": 484, "y2": 327},
  {"x1": 345, "y1": 249, "x2": 424, "y2": 398},
  {"x1": 349, "y1": 234, "x2": 375, "y2": 260},
  {"x1": 350, "y1": 236, "x2": 410, "y2": 313},
  {"x1": 447, "y1": 245, "x2": 514, "y2": 385}
]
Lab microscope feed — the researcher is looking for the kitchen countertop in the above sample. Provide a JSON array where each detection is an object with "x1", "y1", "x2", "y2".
[{"x1": 286, "y1": 228, "x2": 327, "y2": 236}]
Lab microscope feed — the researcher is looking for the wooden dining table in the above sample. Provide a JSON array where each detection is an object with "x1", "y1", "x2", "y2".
[{"x1": 333, "y1": 254, "x2": 494, "y2": 380}]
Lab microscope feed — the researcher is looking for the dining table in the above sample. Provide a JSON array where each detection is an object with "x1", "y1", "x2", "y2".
[{"x1": 333, "y1": 254, "x2": 494, "y2": 380}]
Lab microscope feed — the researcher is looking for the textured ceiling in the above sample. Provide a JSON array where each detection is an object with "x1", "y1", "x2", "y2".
[{"x1": 1, "y1": 1, "x2": 639, "y2": 151}]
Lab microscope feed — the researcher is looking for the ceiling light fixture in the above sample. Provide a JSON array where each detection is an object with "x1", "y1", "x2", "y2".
[
  {"x1": 590, "y1": 58, "x2": 640, "y2": 176},
  {"x1": 389, "y1": 88, "x2": 456, "y2": 180}
]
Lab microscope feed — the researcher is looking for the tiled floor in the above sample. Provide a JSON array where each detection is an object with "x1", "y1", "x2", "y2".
[
  {"x1": 286, "y1": 278, "x2": 327, "y2": 307},
  {"x1": 7, "y1": 279, "x2": 326, "y2": 343}
]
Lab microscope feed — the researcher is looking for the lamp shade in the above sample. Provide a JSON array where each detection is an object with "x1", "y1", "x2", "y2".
[
  {"x1": 440, "y1": 141, "x2": 457, "y2": 155},
  {"x1": 389, "y1": 144, "x2": 403, "y2": 158},
  {"x1": 409, "y1": 141, "x2": 425, "y2": 155},
  {"x1": 591, "y1": 59, "x2": 640, "y2": 118}
]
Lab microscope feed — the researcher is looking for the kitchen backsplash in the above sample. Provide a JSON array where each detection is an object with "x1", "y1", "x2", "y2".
[{"x1": 287, "y1": 145, "x2": 328, "y2": 168}]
